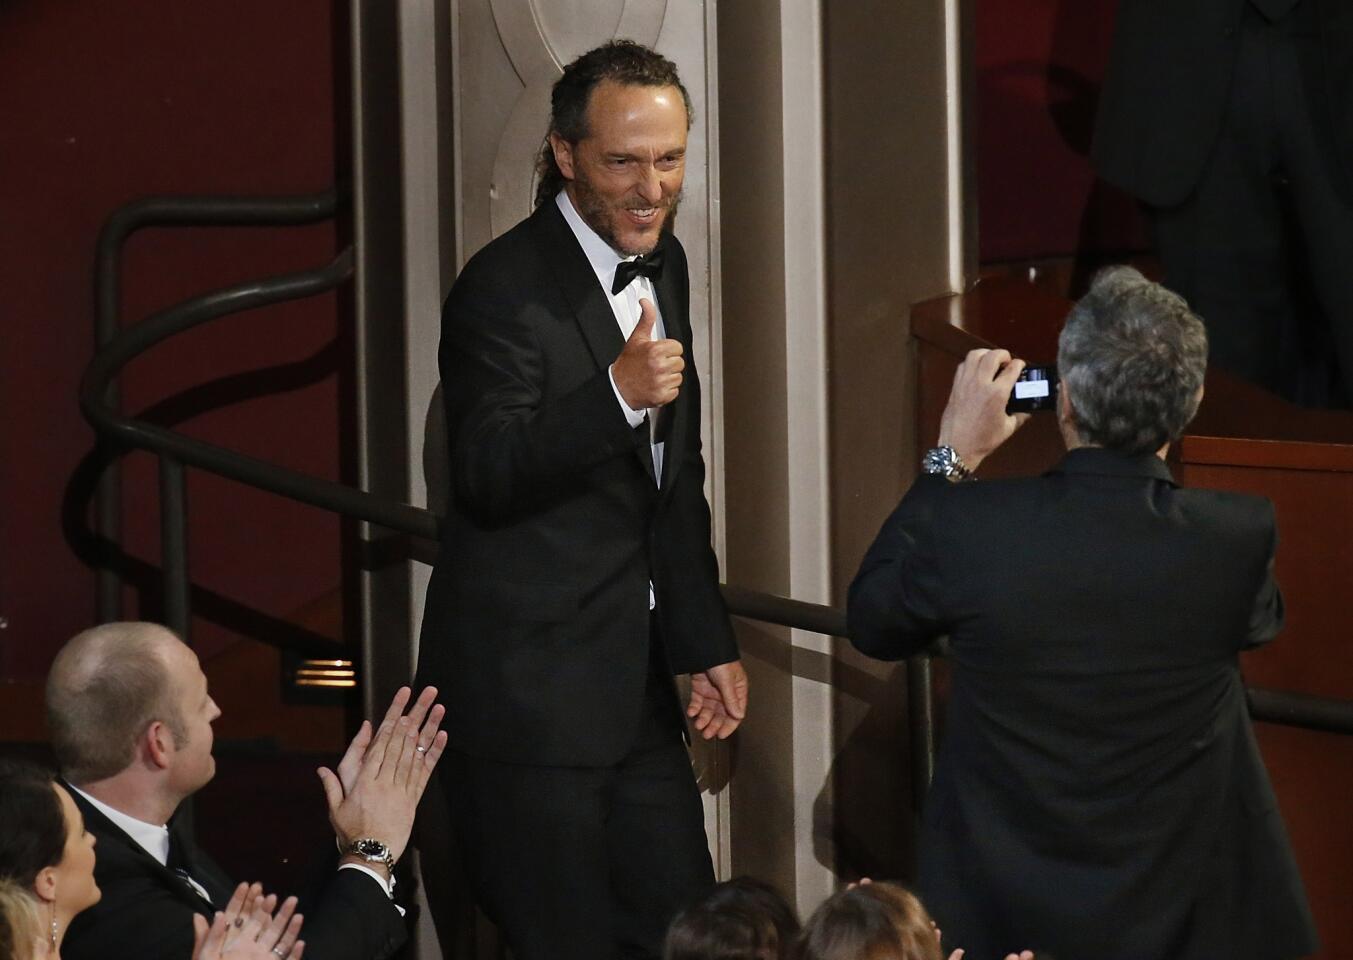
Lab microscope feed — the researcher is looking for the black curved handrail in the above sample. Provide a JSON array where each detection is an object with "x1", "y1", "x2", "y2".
[
  {"x1": 81, "y1": 248, "x2": 437, "y2": 542},
  {"x1": 92, "y1": 191, "x2": 344, "y2": 621},
  {"x1": 95, "y1": 191, "x2": 340, "y2": 346}
]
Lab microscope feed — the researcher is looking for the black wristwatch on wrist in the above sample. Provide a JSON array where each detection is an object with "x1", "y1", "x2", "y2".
[
  {"x1": 921, "y1": 445, "x2": 974, "y2": 483},
  {"x1": 344, "y1": 837, "x2": 396, "y2": 876}
]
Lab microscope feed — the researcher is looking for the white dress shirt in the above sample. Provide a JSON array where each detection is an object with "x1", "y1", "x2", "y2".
[{"x1": 70, "y1": 786, "x2": 212, "y2": 901}]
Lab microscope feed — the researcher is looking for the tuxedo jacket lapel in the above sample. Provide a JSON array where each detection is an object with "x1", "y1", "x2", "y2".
[
  {"x1": 536, "y1": 202, "x2": 660, "y2": 486},
  {"x1": 69, "y1": 787, "x2": 220, "y2": 913},
  {"x1": 168, "y1": 814, "x2": 234, "y2": 907},
  {"x1": 652, "y1": 231, "x2": 689, "y2": 496}
]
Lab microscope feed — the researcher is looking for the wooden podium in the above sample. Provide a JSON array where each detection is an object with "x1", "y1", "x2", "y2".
[{"x1": 913, "y1": 275, "x2": 1353, "y2": 956}]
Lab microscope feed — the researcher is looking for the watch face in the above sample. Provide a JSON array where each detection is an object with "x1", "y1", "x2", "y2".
[
  {"x1": 356, "y1": 838, "x2": 389, "y2": 858},
  {"x1": 923, "y1": 447, "x2": 955, "y2": 473}
]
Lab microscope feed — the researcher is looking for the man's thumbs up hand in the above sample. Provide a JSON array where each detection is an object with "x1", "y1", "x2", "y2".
[{"x1": 613, "y1": 298, "x2": 684, "y2": 409}]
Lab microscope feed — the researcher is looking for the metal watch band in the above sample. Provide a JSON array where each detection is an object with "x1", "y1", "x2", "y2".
[{"x1": 921, "y1": 445, "x2": 974, "y2": 482}]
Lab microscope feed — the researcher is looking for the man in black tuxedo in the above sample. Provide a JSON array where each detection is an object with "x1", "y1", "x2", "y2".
[
  {"x1": 45, "y1": 621, "x2": 446, "y2": 960},
  {"x1": 1093, "y1": 0, "x2": 1353, "y2": 404},
  {"x1": 849, "y1": 268, "x2": 1317, "y2": 959},
  {"x1": 415, "y1": 40, "x2": 747, "y2": 960}
]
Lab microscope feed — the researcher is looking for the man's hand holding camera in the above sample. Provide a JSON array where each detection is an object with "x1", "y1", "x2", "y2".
[{"x1": 937, "y1": 348, "x2": 1031, "y2": 472}]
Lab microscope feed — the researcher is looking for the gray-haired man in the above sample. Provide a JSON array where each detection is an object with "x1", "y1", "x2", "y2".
[{"x1": 849, "y1": 268, "x2": 1317, "y2": 960}]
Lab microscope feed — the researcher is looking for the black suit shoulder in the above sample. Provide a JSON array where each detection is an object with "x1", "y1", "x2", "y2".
[
  {"x1": 64, "y1": 798, "x2": 208, "y2": 960},
  {"x1": 446, "y1": 207, "x2": 553, "y2": 314},
  {"x1": 848, "y1": 457, "x2": 1281, "y2": 663}
]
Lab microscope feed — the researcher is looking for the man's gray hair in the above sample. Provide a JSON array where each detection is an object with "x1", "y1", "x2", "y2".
[
  {"x1": 1057, "y1": 266, "x2": 1208, "y2": 454},
  {"x1": 45, "y1": 622, "x2": 187, "y2": 785}
]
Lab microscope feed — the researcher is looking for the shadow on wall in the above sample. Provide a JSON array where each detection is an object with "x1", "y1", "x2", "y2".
[{"x1": 976, "y1": 0, "x2": 1146, "y2": 274}]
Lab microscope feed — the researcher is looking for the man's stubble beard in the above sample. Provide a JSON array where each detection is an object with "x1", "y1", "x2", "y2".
[{"x1": 572, "y1": 170, "x2": 682, "y2": 257}]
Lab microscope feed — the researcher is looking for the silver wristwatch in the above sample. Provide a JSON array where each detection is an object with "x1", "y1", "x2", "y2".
[
  {"x1": 921, "y1": 445, "x2": 974, "y2": 482},
  {"x1": 344, "y1": 837, "x2": 396, "y2": 875}
]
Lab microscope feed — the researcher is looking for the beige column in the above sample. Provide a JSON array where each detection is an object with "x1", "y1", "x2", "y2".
[{"x1": 718, "y1": 0, "x2": 975, "y2": 914}]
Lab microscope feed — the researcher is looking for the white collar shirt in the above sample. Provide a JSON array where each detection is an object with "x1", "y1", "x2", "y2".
[{"x1": 70, "y1": 785, "x2": 171, "y2": 865}]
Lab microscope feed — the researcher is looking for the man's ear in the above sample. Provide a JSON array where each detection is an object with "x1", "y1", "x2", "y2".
[
  {"x1": 548, "y1": 132, "x2": 576, "y2": 181},
  {"x1": 1057, "y1": 381, "x2": 1075, "y2": 426},
  {"x1": 33, "y1": 865, "x2": 58, "y2": 904},
  {"x1": 144, "y1": 721, "x2": 175, "y2": 770}
]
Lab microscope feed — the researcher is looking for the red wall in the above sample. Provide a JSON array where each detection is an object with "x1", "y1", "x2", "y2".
[
  {"x1": 975, "y1": 0, "x2": 1148, "y2": 263},
  {"x1": 0, "y1": 1, "x2": 346, "y2": 684}
]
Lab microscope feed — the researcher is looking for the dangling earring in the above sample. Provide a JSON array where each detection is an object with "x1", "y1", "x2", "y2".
[{"x1": 49, "y1": 900, "x2": 58, "y2": 951}]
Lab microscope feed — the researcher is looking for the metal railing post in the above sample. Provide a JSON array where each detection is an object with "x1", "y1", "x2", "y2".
[
  {"x1": 94, "y1": 219, "x2": 125, "y2": 623},
  {"x1": 907, "y1": 654, "x2": 936, "y2": 821},
  {"x1": 159, "y1": 455, "x2": 190, "y2": 642},
  {"x1": 90, "y1": 191, "x2": 340, "y2": 625}
]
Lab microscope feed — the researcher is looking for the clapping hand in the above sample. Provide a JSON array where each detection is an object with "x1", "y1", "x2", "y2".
[
  {"x1": 191, "y1": 882, "x2": 304, "y2": 960},
  {"x1": 318, "y1": 686, "x2": 448, "y2": 870}
]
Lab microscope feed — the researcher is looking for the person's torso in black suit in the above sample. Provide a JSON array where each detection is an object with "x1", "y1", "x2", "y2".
[
  {"x1": 63, "y1": 788, "x2": 408, "y2": 960},
  {"x1": 1092, "y1": 0, "x2": 1353, "y2": 207},
  {"x1": 417, "y1": 199, "x2": 737, "y2": 768},
  {"x1": 64, "y1": 791, "x2": 233, "y2": 960},
  {"x1": 848, "y1": 448, "x2": 1317, "y2": 960}
]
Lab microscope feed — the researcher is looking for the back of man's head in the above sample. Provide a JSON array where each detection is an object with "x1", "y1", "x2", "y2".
[
  {"x1": 1057, "y1": 266, "x2": 1208, "y2": 454},
  {"x1": 46, "y1": 622, "x2": 186, "y2": 786}
]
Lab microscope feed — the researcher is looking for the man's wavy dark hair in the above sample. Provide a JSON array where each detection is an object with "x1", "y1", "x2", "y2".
[{"x1": 534, "y1": 39, "x2": 694, "y2": 209}]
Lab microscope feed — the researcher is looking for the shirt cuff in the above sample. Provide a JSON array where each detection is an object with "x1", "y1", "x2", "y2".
[
  {"x1": 337, "y1": 863, "x2": 406, "y2": 916},
  {"x1": 608, "y1": 364, "x2": 648, "y2": 428}
]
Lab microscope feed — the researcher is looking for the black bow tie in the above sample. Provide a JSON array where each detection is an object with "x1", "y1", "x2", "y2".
[{"x1": 612, "y1": 250, "x2": 665, "y2": 295}]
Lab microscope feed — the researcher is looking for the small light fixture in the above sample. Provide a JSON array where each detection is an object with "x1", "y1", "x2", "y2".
[{"x1": 293, "y1": 659, "x2": 357, "y2": 689}]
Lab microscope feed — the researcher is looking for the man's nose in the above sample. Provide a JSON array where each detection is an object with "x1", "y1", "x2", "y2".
[{"x1": 636, "y1": 165, "x2": 663, "y2": 204}]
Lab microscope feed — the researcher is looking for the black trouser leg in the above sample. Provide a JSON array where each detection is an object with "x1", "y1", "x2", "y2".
[
  {"x1": 609, "y1": 662, "x2": 713, "y2": 958},
  {"x1": 1151, "y1": 7, "x2": 1353, "y2": 406},
  {"x1": 1151, "y1": 9, "x2": 1292, "y2": 396},
  {"x1": 444, "y1": 636, "x2": 711, "y2": 960},
  {"x1": 1273, "y1": 19, "x2": 1353, "y2": 407}
]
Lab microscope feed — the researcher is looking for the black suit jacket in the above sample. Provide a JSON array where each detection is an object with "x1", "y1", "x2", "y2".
[
  {"x1": 848, "y1": 449, "x2": 1317, "y2": 960},
  {"x1": 1092, "y1": 0, "x2": 1353, "y2": 207},
  {"x1": 416, "y1": 199, "x2": 738, "y2": 767},
  {"x1": 63, "y1": 789, "x2": 408, "y2": 960}
]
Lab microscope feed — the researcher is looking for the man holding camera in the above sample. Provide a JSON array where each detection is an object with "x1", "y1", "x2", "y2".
[{"x1": 848, "y1": 267, "x2": 1316, "y2": 959}]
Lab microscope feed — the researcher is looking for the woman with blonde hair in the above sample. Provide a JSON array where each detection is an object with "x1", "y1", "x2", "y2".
[{"x1": 0, "y1": 877, "x2": 43, "y2": 960}]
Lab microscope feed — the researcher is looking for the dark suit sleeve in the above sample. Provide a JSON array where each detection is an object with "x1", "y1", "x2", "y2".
[
  {"x1": 299, "y1": 869, "x2": 407, "y2": 960},
  {"x1": 847, "y1": 474, "x2": 953, "y2": 661},
  {"x1": 1243, "y1": 500, "x2": 1285, "y2": 650},
  {"x1": 440, "y1": 296, "x2": 636, "y2": 524},
  {"x1": 658, "y1": 321, "x2": 739, "y2": 674}
]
